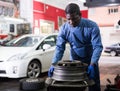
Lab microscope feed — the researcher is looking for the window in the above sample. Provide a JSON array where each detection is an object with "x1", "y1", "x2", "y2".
[
  {"x1": 58, "y1": 16, "x2": 66, "y2": 28},
  {"x1": 39, "y1": 35, "x2": 57, "y2": 49},
  {"x1": 108, "y1": 7, "x2": 119, "y2": 14},
  {"x1": 10, "y1": 24, "x2": 14, "y2": 33},
  {"x1": 40, "y1": 20, "x2": 54, "y2": 34}
]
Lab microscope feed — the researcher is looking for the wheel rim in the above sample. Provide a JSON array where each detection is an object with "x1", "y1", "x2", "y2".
[
  {"x1": 27, "y1": 61, "x2": 41, "y2": 78},
  {"x1": 110, "y1": 51, "x2": 116, "y2": 56},
  {"x1": 52, "y1": 60, "x2": 88, "y2": 81}
]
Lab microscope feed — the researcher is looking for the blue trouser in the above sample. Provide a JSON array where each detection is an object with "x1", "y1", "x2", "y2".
[{"x1": 70, "y1": 50, "x2": 101, "y2": 91}]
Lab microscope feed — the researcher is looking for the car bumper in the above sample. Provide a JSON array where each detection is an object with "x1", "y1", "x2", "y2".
[{"x1": 0, "y1": 60, "x2": 27, "y2": 78}]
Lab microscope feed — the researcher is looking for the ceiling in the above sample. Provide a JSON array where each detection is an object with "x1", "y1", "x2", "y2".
[
  {"x1": 85, "y1": 0, "x2": 120, "y2": 7},
  {"x1": 37, "y1": 0, "x2": 87, "y2": 10},
  {"x1": 37, "y1": 0, "x2": 120, "y2": 10}
]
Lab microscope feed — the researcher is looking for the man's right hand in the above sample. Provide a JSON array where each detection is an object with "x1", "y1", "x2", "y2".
[
  {"x1": 48, "y1": 65, "x2": 54, "y2": 77},
  {"x1": 87, "y1": 65, "x2": 95, "y2": 79}
]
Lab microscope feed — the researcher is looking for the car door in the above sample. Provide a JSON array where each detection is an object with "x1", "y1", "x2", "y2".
[{"x1": 37, "y1": 35, "x2": 57, "y2": 72}]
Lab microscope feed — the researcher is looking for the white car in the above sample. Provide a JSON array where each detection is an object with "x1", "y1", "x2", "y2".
[{"x1": 0, "y1": 34, "x2": 70, "y2": 78}]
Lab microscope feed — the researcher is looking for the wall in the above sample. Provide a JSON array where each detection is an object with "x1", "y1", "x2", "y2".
[
  {"x1": 88, "y1": 6, "x2": 120, "y2": 26},
  {"x1": 88, "y1": 6, "x2": 120, "y2": 47},
  {"x1": 33, "y1": 1, "x2": 65, "y2": 30},
  {"x1": 0, "y1": 0, "x2": 20, "y2": 39},
  {"x1": 0, "y1": 0, "x2": 20, "y2": 18},
  {"x1": 20, "y1": 0, "x2": 33, "y2": 24},
  {"x1": 33, "y1": 1, "x2": 88, "y2": 33}
]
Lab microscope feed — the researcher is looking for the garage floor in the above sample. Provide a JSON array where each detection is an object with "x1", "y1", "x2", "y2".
[
  {"x1": 0, "y1": 64, "x2": 120, "y2": 91},
  {"x1": 0, "y1": 73, "x2": 48, "y2": 91}
]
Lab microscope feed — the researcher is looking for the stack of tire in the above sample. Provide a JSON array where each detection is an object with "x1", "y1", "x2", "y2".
[{"x1": 45, "y1": 60, "x2": 95, "y2": 91}]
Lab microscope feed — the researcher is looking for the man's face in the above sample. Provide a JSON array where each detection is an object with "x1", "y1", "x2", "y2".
[{"x1": 66, "y1": 13, "x2": 81, "y2": 27}]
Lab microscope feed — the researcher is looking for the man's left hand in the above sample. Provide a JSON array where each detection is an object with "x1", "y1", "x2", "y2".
[{"x1": 48, "y1": 65, "x2": 54, "y2": 77}]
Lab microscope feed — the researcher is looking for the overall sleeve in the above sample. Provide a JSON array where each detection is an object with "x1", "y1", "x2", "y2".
[
  {"x1": 52, "y1": 25, "x2": 67, "y2": 65},
  {"x1": 91, "y1": 25, "x2": 103, "y2": 65}
]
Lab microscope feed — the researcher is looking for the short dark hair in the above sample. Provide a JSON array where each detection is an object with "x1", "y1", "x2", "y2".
[{"x1": 65, "y1": 3, "x2": 81, "y2": 16}]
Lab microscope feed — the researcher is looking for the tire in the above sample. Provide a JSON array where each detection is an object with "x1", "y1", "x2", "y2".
[
  {"x1": 110, "y1": 51, "x2": 117, "y2": 56},
  {"x1": 27, "y1": 61, "x2": 41, "y2": 78},
  {"x1": 19, "y1": 78, "x2": 45, "y2": 91}
]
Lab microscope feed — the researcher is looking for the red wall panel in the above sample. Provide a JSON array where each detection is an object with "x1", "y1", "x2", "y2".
[
  {"x1": 81, "y1": 10, "x2": 88, "y2": 18},
  {"x1": 33, "y1": 1, "x2": 45, "y2": 12}
]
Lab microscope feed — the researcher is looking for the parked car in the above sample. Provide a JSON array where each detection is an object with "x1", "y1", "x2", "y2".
[
  {"x1": 0, "y1": 34, "x2": 70, "y2": 78},
  {"x1": 0, "y1": 34, "x2": 15, "y2": 45},
  {"x1": 104, "y1": 43, "x2": 120, "y2": 56}
]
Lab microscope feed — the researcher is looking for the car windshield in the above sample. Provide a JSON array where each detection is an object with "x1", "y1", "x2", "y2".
[{"x1": 5, "y1": 36, "x2": 44, "y2": 47}]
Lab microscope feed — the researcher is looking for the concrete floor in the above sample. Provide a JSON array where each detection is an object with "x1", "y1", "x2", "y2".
[
  {"x1": 0, "y1": 77, "x2": 105, "y2": 91},
  {"x1": 0, "y1": 74, "x2": 47, "y2": 91},
  {"x1": 0, "y1": 61, "x2": 119, "y2": 91}
]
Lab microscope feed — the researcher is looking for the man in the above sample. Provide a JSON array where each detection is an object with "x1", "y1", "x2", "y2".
[{"x1": 48, "y1": 3, "x2": 103, "y2": 91}]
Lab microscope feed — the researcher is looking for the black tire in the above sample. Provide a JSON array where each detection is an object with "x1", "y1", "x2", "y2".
[
  {"x1": 27, "y1": 61, "x2": 41, "y2": 78},
  {"x1": 19, "y1": 78, "x2": 45, "y2": 91}
]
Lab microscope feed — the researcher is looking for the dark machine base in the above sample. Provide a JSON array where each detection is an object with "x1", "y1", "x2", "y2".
[{"x1": 47, "y1": 86, "x2": 86, "y2": 91}]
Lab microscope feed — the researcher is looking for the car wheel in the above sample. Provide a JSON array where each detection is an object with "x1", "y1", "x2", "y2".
[
  {"x1": 19, "y1": 78, "x2": 45, "y2": 90},
  {"x1": 27, "y1": 61, "x2": 41, "y2": 78},
  {"x1": 110, "y1": 51, "x2": 117, "y2": 56}
]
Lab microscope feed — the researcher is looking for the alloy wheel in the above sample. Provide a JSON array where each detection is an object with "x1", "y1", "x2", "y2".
[{"x1": 27, "y1": 61, "x2": 41, "y2": 78}]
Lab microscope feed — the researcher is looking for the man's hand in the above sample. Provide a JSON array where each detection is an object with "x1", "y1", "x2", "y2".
[
  {"x1": 48, "y1": 65, "x2": 54, "y2": 77},
  {"x1": 87, "y1": 65, "x2": 95, "y2": 79}
]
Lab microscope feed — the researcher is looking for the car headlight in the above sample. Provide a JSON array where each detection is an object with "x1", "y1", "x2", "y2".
[{"x1": 7, "y1": 53, "x2": 26, "y2": 61}]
